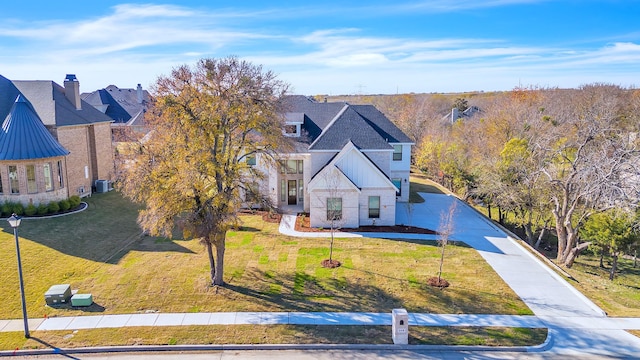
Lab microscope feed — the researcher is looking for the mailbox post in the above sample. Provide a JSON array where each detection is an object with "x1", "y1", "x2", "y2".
[{"x1": 392, "y1": 308, "x2": 408, "y2": 344}]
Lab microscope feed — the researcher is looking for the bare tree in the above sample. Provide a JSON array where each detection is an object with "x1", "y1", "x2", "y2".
[{"x1": 429, "y1": 200, "x2": 457, "y2": 288}]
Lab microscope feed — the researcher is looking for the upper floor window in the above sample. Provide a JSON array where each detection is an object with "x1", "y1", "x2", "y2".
[
  {"x1": 281, "y1": 160, "x2": 303, "y2": 174},
  {"x1": 284, "y1": 124, "x2": 301, "y2": 137},
  {"x1": 393, "y1": 145, "x2": 403, "y2": 161},
  {"x1": 246, "y1": 154, "x2": 256, "y2": 166}
]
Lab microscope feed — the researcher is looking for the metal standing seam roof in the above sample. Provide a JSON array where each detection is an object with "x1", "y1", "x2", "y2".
[{"x1": 0, "y1": 95, "x2": 70, "y2": 160}]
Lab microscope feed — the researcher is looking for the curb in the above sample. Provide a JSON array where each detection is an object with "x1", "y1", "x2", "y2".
[{"x1": 0, "y1": 337, "x2": 554, "y2": 357}]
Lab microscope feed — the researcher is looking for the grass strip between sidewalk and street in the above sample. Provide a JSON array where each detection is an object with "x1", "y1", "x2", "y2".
[{"x1": 0, "y1": 325, "x2": 548, "y2": 350}]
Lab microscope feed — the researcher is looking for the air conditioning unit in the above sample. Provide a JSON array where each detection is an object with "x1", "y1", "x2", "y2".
[{"x1": 95, "y1": 180, "x2": 109, "y2": 193}]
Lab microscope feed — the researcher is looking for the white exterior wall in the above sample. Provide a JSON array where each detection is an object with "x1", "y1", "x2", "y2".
[
  {"x1": 390, "y1": 143, "x2": 412, "y2": 202},
  {"x1": 309, "y1": 189, "x2": 359, "y2": 228},
  {"x1": 389, "y1": 143, "x2": 412, "y2": 172},
  {"x1": 358, "y1": 188, "x2": 396, "y2": 226}
]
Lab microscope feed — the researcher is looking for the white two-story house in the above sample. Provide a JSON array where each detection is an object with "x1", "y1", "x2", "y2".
[{"x1": 249, "y1": 95, "x2": 413, "y2": 228}]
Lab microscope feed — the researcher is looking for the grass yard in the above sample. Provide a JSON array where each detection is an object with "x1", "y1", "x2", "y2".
[
  {"x1": 0, "y1": 191, "x2": 536, "y2": 349},
  {"x1": 561, "y1": 255, "x2": 640, "y2": 317},
  {"x1": 409, "y1": 171, "x2": 448, "y2": 203}
]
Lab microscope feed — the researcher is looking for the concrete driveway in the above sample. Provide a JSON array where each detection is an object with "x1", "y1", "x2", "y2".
[{"x1": 396, "y1": 193, "x2": 640, "y2": 358}]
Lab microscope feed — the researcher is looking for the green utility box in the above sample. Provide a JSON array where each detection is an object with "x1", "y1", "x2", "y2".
[
  {"x1": 71, "y1": 294, "x2": 93, "y2": 307},
  {"x1": 44, "y1": 284, "x2": 71, "y2": 305}
]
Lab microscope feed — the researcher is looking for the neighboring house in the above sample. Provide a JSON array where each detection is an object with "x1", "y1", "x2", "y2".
[
  {"x1": 0, "y1": 95, "x2": 70, "y2": 205},
  {"x1": 0, "y1": 74, "x2": 114, "y2": 201},
  {"x1": 250, "y1": 96, "x2": 413, "y2": 228},
  {"x1": 446, "y1": 106, "x2": 481, "y2": 123},
  {"x1": 81, "y1": 84, "x2": 150, "y2": 140}
]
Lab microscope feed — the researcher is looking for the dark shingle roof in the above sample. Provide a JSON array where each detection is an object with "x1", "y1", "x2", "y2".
[
  {"x1": 12, "y1": 80, "x2": 113, "y2": 127},
  {"x1": 0, "y1": 95, "x2": 69, "y2": 160},
  {"x1": 81, "y1": 84, "x2": 149, "y2": 125},
  {"x1": 284, "y1": 95, "x2": 413, "y2": 151}
]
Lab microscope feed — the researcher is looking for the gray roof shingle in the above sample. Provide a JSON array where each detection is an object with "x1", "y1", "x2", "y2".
[{"x1": 284, "y1": 95, "x2": 413, "y2": 151}]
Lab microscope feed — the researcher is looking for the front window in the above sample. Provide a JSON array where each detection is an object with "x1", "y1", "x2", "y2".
[
  {"x1": 43, "y1": 163, "x2": 53, "y2": 191},
  {"x1": 57, "y1": 160, "x2": 64, "y2": 187},
  {"x1": 26, "y1": 165, "x2": 37, "y2": 193},
  {"x1": 284, "y1": 125, "x2": 297, "y2": 134},
  {"x1": 9, "y1": 165, "x2": 19, "y2": 194},
  {"x1": 392, "y1": 178, "x2": 402, "y2": 196},
  {"x1": 368, "y1": 196, "x2": 380, "y2": 218},
  {"x1": 393, "y1": 145, "x2": 403, "y2": 161},
  {"x1": 327, "y1": 197, "x2": 342, "y2": 221}
]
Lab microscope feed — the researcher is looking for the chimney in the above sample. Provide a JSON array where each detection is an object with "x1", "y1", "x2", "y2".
[
  {"x1": 136, "y1": 84, "x2": 143, "y2": 104},
  {"x1": 64, "y1": 74, "x2": 81, "y2": 110}
]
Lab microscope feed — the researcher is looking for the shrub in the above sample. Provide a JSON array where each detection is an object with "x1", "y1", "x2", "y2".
[
  {"x1": 48, "y1": 201, "x2": 60, "y2": 214},
  {"x1": 24, "y1": 204, "x2": 37, "y2": 216},
  {"x1": 37, "y1": 203, "x2": 49, "y2": 215},
  {"x1": 69, "y1": 195, "x2": 81, "y2": 208},
  {"x1": 1, "y1": 201, "x2": 12, "y2": 216},
  {"x1": 59, "y1": 199, "x2": 71, "y2": 212},
  {"x1": 12, "y1": 203, "x2": 24, "y2": 216}
]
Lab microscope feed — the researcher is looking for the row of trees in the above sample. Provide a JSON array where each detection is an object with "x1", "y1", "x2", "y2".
[{"x1": 410, "y1": 85, "x2": 640, "y2": 268}]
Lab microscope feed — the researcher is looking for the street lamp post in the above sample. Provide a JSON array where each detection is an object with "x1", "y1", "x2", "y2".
[{"x1": 7, "y1": 213, "x2": 29, "y2": 338}]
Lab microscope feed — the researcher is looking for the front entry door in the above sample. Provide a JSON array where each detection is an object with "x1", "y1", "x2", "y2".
[{"x1": 287, "y1": 180, "x2": 297, "y2": 205}]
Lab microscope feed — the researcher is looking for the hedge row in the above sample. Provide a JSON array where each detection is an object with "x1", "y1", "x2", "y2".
[{"x1": 2, "y1": 195, "x2": 82, "y2": 217}]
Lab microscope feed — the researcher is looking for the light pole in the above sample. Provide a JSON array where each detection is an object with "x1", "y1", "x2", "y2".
[{"x1": 7, "y1": 213, "x2": 29, "y2": 338}]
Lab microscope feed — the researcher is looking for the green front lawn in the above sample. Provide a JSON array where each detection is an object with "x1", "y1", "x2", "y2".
[{"x1": 0, "y1": 191, "x2": 535, "y2": 349}]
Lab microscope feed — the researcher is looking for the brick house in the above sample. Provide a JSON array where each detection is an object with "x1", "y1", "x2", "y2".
[{"x1": 0, "y1": 74, "x2": 114, "y2": 202}]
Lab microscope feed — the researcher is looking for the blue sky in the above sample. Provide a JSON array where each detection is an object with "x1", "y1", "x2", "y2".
[{"x1": 1, "y1": 1, "x2": 638, "y2": 95}]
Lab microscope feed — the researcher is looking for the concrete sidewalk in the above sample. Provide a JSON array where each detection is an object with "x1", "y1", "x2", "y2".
[{"x1": 0, "y1": 313, "x2": 554, "y2": 332}]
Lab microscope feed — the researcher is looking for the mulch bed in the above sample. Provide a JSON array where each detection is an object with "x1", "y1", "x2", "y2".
[
  {"x1": 239, "y1": 209, "x2": 282, "y2": 223},
  {"x1": 427, "y1": 277, "x2": 450, "y2": 288},
  {"x1": 295, "y1": 213, "x2": 438, "y2": 235}
]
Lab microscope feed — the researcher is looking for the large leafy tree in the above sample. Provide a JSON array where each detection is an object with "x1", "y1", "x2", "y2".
[
  {"x1": 118, "y1": 57, "x2": 289, "y2": 286},
  {"x1": 581, "y1": 211, "x2": 639, "y2": 280}
]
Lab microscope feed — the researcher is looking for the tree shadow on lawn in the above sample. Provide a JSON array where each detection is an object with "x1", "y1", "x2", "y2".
[
  {"x1": 224, "y1": 268, "x2": 404, "y2": 313},
  {"x1": 223, "y1": 268, "x2": 526, "y2": 315},
  {"x1": 1, "y1": 222, "x2": 195, "y2": 265}
]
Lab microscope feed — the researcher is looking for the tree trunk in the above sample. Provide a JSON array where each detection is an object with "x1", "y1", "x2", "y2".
[
  {"x1": 206, "y1": 240, "x2": 216, "y2": 286},
  {"x1": 523, "y1": 223, "x2": 534, "y2": 245},
  {"x1": 634, "y1": 249, "x2": 637, "y2": 268},
  {"x1": 555, "y1": 221, "x2": 567, "y2": 263},
  {"x1": 487, "y1": 203, "x2": 492, "y2": 220},
  {"x1": 564, "y1": 242, "x2": 591, "y2": 268},
  {"x1": 609, "y1": 253, "x2": 618, "y2": 281},
  {"x1": 213, "y1": 235, "x2": 225, "y2": 286},
  {"x1": 534, "y1": 226, "x2": 547, "y2": 250}
]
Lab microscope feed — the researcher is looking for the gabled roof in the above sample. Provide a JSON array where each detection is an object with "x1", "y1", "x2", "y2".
[
  {"x1": 11, "y1": 80, "x2": 113, "y2": 127},
  {"x1": 309, "y1": 141, "x2": 397, "y2": 191},
  {"x1": 0, "y1": 95, "x2": 69, "y2": 160},
  {"x1": 283, "y1": 95, "x2": 413, "y2": 151},
  {"x1": 81, "y1": 84, "x2": 149, "y2": 125}
]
